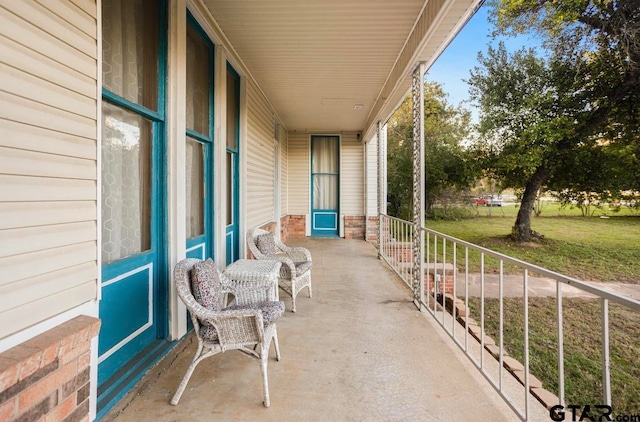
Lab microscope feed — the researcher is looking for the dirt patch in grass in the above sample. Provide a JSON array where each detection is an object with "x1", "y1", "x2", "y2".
[{"x1": 468, "y1": 297, "x2": 640, "y2": 416}]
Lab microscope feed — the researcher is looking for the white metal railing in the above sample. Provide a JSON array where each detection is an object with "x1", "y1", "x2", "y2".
[
  {"x1": 379, "y1": 213, "x2": 640, "y2": 421},
  {"x1": 379, "y1": 214, "x2": 414, "y2": 287}
]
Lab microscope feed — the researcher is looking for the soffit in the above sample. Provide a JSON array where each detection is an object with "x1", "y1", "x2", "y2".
[{"x1": 204, "y1": 0, "x2": 480, "y2": 135}]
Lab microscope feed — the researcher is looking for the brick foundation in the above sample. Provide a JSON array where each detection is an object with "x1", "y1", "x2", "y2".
[
  {"x1": 0, "y1": 315, "x2": 101, "y2": 422},
  {"x1": 425, "y1": 273, "x2": 455, "y2": 295},
  {"x1": 365, "y1": 215, "x2": 379, "y2": 242},
  {"x1": 344, "y1": 216, "x2": 365, "y2": 240},
  {"x1": 283, "y1": 215, "x2": 306, "y2": 240},
  {"x1": 279, "y1": 216, "x2": 290, "y2": 242}
]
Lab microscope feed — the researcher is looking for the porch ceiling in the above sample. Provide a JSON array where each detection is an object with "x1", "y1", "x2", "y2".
[{"x1": 203, "y1": 0, "x2": 480, "y2": 136}]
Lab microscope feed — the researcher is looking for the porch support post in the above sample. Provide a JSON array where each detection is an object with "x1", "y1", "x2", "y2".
[{"x1": 411, "y1": 63, "x2": 426, "y2": 309}]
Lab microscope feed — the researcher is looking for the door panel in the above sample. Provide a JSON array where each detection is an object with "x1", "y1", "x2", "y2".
[
  {"x1": 311, "y1": 136, "x2": 339, "y2": 236},
  {"x1": 185, "y1": 18, "x2": 214, "y2": 262},
  {"x1": 98, "y1": 0, "x2": 167, "y2": 407}
]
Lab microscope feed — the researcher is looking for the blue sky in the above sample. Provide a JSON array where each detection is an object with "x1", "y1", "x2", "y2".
[{"x1": 425, "y1": 3, "x2": 540, "y2": 118}]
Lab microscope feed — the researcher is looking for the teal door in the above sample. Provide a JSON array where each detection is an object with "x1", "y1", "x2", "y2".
[
  {"x1": 185, "y1": 15, "x2": 214, "y2": 261},
  {"x1": 226, "y1": 65, "x2": 240, "y2": 265},
  {"x1": 311, "y1": 136, "x2": 340, "y2": 237},
  {"x1": 98, "y1": 0, "x2": 168, "y2": 415}
]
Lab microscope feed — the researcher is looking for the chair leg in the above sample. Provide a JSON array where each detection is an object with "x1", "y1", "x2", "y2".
[
  {"x1": 260, "y1": 350, "x2": 270, "y2": 407},
  {"x1": 273, "y1": 328, "x2": 281, "y2": 361},
  {"x1": 170, "y1": 342, "x2": 205, "y2": 405},
  {"x1": 308, "y1": 275, "x2": 313, "y2": 298}
]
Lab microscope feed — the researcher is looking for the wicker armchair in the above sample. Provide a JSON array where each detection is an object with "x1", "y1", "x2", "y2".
[
  {"x1": 247, "y1": 228, "x2": 313, "y2": 312},
  {"x1": 170, "y1": 258, "x2": 284, "y2": 407}
]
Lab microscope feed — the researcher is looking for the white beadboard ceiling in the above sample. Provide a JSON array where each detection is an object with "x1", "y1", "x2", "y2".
[{"x1": 203, "y1": 0, "x2": 481, "y2": 138}]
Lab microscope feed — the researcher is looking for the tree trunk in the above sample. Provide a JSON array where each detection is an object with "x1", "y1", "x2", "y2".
[{"x1": 512, "y1": 166, "x2": 550, "y2": 242}]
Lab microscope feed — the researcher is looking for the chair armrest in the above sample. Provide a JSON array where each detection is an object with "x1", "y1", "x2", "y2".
[
  {"x1": 273, "y1": 238, "x2": 312, "y2": 262},
  {"x1": 270, "y1": 255, "x2": 298, "y2": 278},
  {"x1": 286, "y1": 247, "x2": 312, "y2": 263}
]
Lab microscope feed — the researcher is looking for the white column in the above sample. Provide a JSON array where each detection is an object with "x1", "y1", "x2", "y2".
[{"x1": 166, "y1": 0, "x2": 188, "y2": 340}]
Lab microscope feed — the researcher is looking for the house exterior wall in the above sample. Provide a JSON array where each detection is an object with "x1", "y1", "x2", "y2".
[
  {"x1": 340, "y1": 133, "x2": 364, "y2": 216},
  {"x1": 0, "y1": 0, "x2": 99, "y2": 344},
  {"x1": 365, "y1": 133, "x2": 379, "y2": 217},
  {"x1": 286, "y1": 132, "x2": 310, "y2": 217},
  {"x1": 0, "y1": 1, "x2": 100, "y2": 421},
  {"x1": 280, "y1": 125, "x2": 288, "y2": 217},
  {"x1": 286, "y1": 132, "x2": 369, "y2": 239},
  {"x1": 364, "y1": 128, "x2": 383, "y2": 242},
  {"x1": 246, "y1": 78, "x2": 277, "y2": 230}
]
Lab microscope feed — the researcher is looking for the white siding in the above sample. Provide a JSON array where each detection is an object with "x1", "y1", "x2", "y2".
[
  {"x1": 287, "y1": 132, "x2": 310, "y2": 215},
  {"x1": 341, "y1": 134, "x2": 364, "y2": 215},
  {"x1": 279, "y1": 126, "x2": 288, "y2": 216},
  {"x1": 365, "y1": 134, "x2": 379, "y2": 216},
  {"x1": 0, "y1": 0, "x2": 98, "y2": 340},
  {"x1": 245, "y1": 79, "x2": 276, "y2": 228}
]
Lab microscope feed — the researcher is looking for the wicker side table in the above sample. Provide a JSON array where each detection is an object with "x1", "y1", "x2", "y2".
[{"x1": 223, "y1": 259, "x2": 282, "y2": 305}]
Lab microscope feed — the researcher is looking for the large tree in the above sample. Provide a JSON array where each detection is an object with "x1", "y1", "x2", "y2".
[{"x1": 468, "y1": 1, "x2": 640, "y2": 241}]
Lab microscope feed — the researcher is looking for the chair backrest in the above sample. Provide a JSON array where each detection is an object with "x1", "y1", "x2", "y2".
[
  {"x1": 173, "y1": 258, "x2": 224, "y2": 316},
  {"x1": 174, "y1": 258, "x2": 202, "y2": 307},
  {"x1": 247, "y1": 227, "x2": 277, "y2": 258}
]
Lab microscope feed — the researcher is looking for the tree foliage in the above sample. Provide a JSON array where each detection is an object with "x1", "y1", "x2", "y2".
[
  {"x1": 387, "y1": 82, "x2": 478, "y2": 220},
  {"x1": 468, "y1": 0, "x2": 640, "y2": 241}
]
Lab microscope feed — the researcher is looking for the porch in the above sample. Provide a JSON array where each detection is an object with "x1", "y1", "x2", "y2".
[{"x1": 103, "y1": 238, "x2": 530, "y2": 421}]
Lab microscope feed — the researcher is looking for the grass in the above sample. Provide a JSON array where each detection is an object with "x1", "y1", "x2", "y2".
[
  {"x1": 425, "y1": 203, "x2": 640, "y2": 283},
  {"x1": 467, "y1": 297, "x2": 640, "y2": 416}
]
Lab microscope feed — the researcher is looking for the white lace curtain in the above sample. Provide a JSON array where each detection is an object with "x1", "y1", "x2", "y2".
[
  {"x1": 101, "y1": 0, "x2": 155, "y2": 263},
  {"x1": 312, "y1": 137, "x2": 339, "y2": 210}
]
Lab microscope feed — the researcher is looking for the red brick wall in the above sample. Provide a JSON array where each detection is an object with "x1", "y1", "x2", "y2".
[
  {"x1": 279, "y1": 216, "x2": 290, "y2": 241},
  {"x1": 283, "y1": 215, "x2": 306, "y2": 239},
  {"x1": 0, "y1": 316, "x2": 100, "y2": 422},
  {"x1": 344, "y1": 216, "x2": 365, "y2": 240},
  {"x1": 366, "y1": 215, "x2": 379, "y2": 242},
  {"x1": 425, "y1": 273, "x2": 455, "y2": 295}
]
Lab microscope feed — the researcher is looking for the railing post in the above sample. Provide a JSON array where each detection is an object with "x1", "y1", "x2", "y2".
[{"x1": 411, "y1": 62, "x2": 426, "y2": 309}]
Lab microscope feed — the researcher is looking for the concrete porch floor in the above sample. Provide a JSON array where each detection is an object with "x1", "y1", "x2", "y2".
[{"x1": 104, "y1": 238, "x2": 519, "y2": 421}]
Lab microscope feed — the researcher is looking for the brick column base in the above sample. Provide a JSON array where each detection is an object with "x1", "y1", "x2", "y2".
[{"x1": 0, "y1": 316, "x2": 101, "y2": 422}]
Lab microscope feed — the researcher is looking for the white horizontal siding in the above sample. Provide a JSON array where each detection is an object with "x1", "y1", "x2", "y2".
[
  {"x1": 366, "y1": 134, "x2": 379, "y2": 216},
  {"x1": 341, "y1": 134, "x2": 364, "y2": 215},
  {"x1": 0, "y1": 0, "x2": 98, "y2": 340},
  {"x1": 280, "y1": 128, "x2": 288, "y2": 216},
  {"x1": 245, "y1": 79, "x2": 276, "y2": 228},
  {"x1": 287, "y1": 132, "x2": 310, "y2": 215}
]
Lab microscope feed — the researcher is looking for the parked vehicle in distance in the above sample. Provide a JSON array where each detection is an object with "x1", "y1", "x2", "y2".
[{"x1": 474, "y1": 195, "x2": 502, "y2": 207}]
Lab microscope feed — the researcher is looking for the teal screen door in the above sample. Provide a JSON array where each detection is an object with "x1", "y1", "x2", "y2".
[
  {"x1": 98, "y1": 0, "x2": 167, "y2": 415},
  {"x1": 311, "y1": 136, "x2": 339, "y2": 236},
  {"x1": 185, "y1": 15, "x2": 214, "y2": 261},
  {"x1": 226, "y1": 64, "x2": 240, "y2": 264}
]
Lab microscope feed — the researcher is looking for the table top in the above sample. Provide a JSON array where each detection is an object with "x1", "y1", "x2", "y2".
[{"x1": 224, "y1": 259, "x2": 281, "y2": 279}]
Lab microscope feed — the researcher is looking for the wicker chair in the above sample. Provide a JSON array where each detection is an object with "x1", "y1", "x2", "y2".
[
  {"x1": 170, "y1": 258, "x2": 284, "y2": 407},
  {"x1": 247, "y1": 228, "x2": 312, "y2": 312}
]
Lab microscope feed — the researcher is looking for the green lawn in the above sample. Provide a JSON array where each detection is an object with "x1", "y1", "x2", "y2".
[{"x1": 425, "y1": 204, "x2": 640, "y2": 283}]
